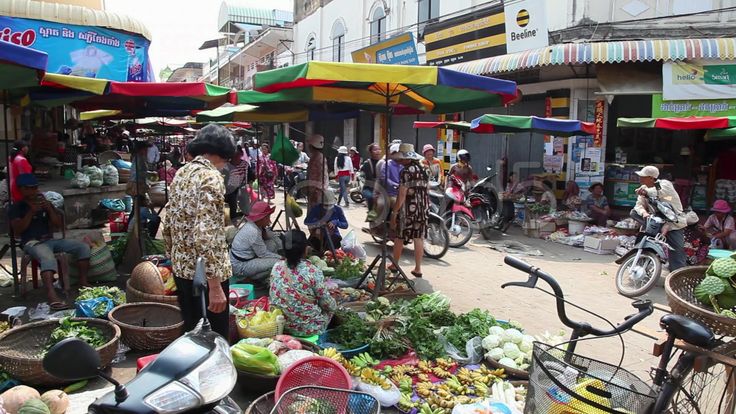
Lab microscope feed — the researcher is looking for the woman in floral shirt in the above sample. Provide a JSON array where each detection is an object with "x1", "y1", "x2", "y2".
[
  {"x1": 163, "y1": 124, "x2": 236, "y2": 338},
  {"x1": 258, "y1": 143, "x2": 278, "y2": 204},
  {"x1": 269, "y1": 230, "x2": 336, "y2": 336}
]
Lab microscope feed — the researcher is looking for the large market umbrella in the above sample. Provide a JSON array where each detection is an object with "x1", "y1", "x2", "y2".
[
  {"x1": 414, "y1": 115, "x2": 596, "y2": 136},
  {"x1": 705, "y1": 127, "x2": 736, "y2": 141},
  {"x1": 413, "y1": 121, "x2": 472, "y2": 131},
  {"x1": 616, "y1": 116, "x2": 735, "y2": 130},
  {"x1": 197, "y1": 104, "x2": 311, "y2": 123}
]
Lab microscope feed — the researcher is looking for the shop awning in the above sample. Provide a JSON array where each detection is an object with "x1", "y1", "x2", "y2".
[
  {"x1": 448, "y1": 38, "x2": 736, "y2": 76},
  {"x1": 705, "y1": 128, "x2": 736, "y2": 141},
  {"x1": 617, "y1": 116, "x2": 736, "y2": 130},
  {"x1": 415, "y1": 115, "x2": 594, "y2": 136},
  {"x1": 0, "y1": 41, "x2": 47, "y2": 89}
]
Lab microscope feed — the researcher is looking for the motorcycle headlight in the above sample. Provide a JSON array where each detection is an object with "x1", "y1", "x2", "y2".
[{"x1": 144, "y1": 337, "x2": 237, "y2": 413}]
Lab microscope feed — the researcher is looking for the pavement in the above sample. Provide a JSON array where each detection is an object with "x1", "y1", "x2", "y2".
[{"x1": 0, "y1": 193, "x2": 674, "y2": 412}]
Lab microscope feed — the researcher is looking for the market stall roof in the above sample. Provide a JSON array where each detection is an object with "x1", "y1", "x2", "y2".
[
  {"x1": 197, "y1": 104, "x2": 311, "y2": 123},
  {"x1": 414, "y1": 115, "x2": 595, "y2": 136},
  {"x1": 0, "y1": 41, "x2": 47, "y2": 89},
  {"x1": 705, "y1": 128, "x2": 736, "y2": 141},
  {"x1": 448, "y1": 37, "x2": 736, "y2": 76},
  {"x1": 616, "y1": 116, "x2": 735, "y2": 130},
  {"x1": 252, "y1": 61, "x2": 518, "y2": 115},
  {"x1": 0, "y1": 0, "x2": 151, "y2": 39}
]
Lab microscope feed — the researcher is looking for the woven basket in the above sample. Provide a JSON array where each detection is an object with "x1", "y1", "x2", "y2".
[
  {"x1": 665, "y1": 266, "x2": 736, "y2": 337},
  {"x1": 126, "y1": 279, "x2": 179, "y2": 305},
  {"x1": 245, "y1": 391, "x2": 275, "y2": 414},
  {"x1": 382, "y1": 291, "x2": 420, "y2": 302},
  {"x1": 130, "y1": 261, "x2": 166, "y2": 295},
  {"x1": 0, "y1": 318, "x2": 120, "y2": 386},
  {"x1": 236, "y1": 340, "x2": 321, "y2": 394},
  {"x1": 236, "y1": 314, "x2": 285, "y2": 339},
  {"x1": 108, "y1": 302, "x2": 184, "y2": 351},
  {"x1": 485, "y1": 357, "x2": 529, "y2": 380}
]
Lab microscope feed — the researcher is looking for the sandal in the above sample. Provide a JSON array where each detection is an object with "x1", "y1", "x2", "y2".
[
  {"x1": 411, "y1": 271, "x2": 423, "y2": 278},
  {"x1": 387, "y1": 264, "x2": 398, "y2": 272},
  {"x1": 49, "y1": 301, "x2": 71, "y2": 311}
]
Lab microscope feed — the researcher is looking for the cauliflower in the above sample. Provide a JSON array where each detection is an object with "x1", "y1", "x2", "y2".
[
  {"x1": 522, "y1": 334, "x2": 535, "y2": 344},
  {"x1": 482, "y1": 334, "x2": 501, "y2": 350},
  {"x1": 498, "y1": 357, "x2": 518, "y2": 369},
  {"x1": 489, "y1": 326, "x2": 505, "y2": 336},
  {"x1": 503, "y1": 342, "x2": 521, "y2": 359},
  {"x1": 504, "y1": 328, "x2": 524, "y2": 344},
  {"x1": 519, "y1": 340, "x2": 533, "y2": 353},
  {"x1": 486, "y1": 347, "x2": 505, "y2": 361}
]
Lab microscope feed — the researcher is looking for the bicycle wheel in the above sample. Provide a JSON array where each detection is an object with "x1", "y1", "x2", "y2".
[{"x1": 669, "y1": 362, "x2": 733, "y2": 414}]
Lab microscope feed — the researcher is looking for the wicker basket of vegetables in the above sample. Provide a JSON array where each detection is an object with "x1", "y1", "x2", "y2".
[{"x1": 0, "y1": 317, "x2": 120, "y2": 386}]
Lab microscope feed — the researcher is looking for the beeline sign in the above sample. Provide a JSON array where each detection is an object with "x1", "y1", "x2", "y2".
[
  {"x1": 510, "y1": 28, "x2": 538, "y2": 41},
  {"x1": 0, "y1": 27, "x2": 37, "y2": 46}
]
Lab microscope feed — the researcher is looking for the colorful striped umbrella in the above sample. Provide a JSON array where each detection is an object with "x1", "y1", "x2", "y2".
[
  {"x1": 414, "y1": 115, "x2": 595, "y2": 136},
  {"x1": 617, "y1": 116, "x2": 735, "y2": 130},
  {"x1": 0, "y1": 42, "x2": 48, "y2": 90},
  {"x1": 252, "y1": 61, "x2": 518, "y2": 114}
]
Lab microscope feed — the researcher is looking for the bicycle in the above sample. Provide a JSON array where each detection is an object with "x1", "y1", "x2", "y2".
[{"x1": 501, "y1": 255, "x2": 732, "y2": 414}]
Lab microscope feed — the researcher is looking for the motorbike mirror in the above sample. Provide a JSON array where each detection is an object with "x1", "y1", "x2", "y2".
[{"x1": 43, "y1": 338, "x2": 101, "y2": 381}]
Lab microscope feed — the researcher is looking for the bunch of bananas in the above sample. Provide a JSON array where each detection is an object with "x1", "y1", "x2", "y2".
[
  {"x1": 435, "y1": 358, "x2": 456, "y2": 371},
  {"x1": 319, "y1": 348, "x2": 345, "y2": 364},
  {"x1": 416, "y1": 381, "x2": 434, "y2": 398},
  {"x1": 473, "y1": 381, "x2": 489, "y2": 397},
  {"x1": 418, "y1": 402, "x2": 450, "y2": 414},
  {"x1": 432, "y1": 366, "x2": 452, "y2": 379},
  {"x1": 341, "y1": 360, "x2": 361, "y2": 377},
  {"x1": 397, "y1": 393, "x2": 416, "y2": 411},
  {"x1": 417, "y1": 372, "x2": 431, "y2": 383},
  {"x1": 351, "y1": 352, "x2": 379, "y2": 368},
  {"x1": 418, "y1": 360, "x2": 433, "y2": 373},
  {"x1": 359, "y1": 368, "x2": 392, "y2": 390},
  {"x1": 455, "y1": 367, "x2": 475, "y2": 385},
  {"x1": 444, "y1": 376, "x2": 468, "y2": 395}
]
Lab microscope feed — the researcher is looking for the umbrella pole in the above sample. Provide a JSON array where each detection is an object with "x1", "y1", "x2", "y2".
[{"x1": 3, "y1": 91, "x2": 19, "y2": 297}]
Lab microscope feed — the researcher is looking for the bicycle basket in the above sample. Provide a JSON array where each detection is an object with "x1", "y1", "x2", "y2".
[
  {"x1": 270, "y1": 385, "x2": 380, "y2": 414},
  {"x1": 526, "y1": 342, "x2": 656, "y2": 414}
]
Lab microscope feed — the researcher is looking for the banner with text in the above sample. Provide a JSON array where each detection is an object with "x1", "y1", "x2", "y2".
[
  {"x1": 651, "y1": 93, "x2": 736, "y2": 117},
  {"x1": 663, "y1": 59, "x2": 736, "y2": 101},
  {"x1": 0, "y1": 16, "x2": 152, "y2": 81},
  {"x1": 352, "y1": 33, "x2": 418, "y2": 65}
]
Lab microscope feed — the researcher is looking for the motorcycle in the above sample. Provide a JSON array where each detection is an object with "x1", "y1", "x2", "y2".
[
  {"x1": 367, "y1": 209, "x2": 450, "y2": 260},
  {"x1": 615, "y1": 193, "x2": 679, "y2": 297},
  {"x1": 286, "y1": 166, "x2": 308, "y2": 200},
  {"x1": 42, "y1": 258, "x2": 240, "y2": 414},
  {"x1": 431, "y1": 168, "x2": 513, "y2": 248},
  {"x1": 349, "y1": 172, "x2": 366, "y2": 204}
]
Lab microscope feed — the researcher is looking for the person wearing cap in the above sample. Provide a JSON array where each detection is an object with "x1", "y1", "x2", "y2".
[
  {"x1": 633, "y1": 165, "x2": 687, "y2": 271},
  {"x1": 306, "y1": 134, "x2": 329, "y2": 209},
  {"x1": 334, "y1": 146, "x2": 354, "y2": 207},
  {"x1": 9, "y1": 173, "x2": 91, "y2": 310},
  {"x1": 421, "y1": 144, "x2": 444, "y2": 185},
  {"x1": 163, "y1": 124, "x2": 237, "y2": 338},
  {"x1": 389, "y1": 144, "x2": 430, "y2": 278},
  {"x1": 704, "y1": 199, "x2": 736, "y2": 249},
  {"x1": 230, "y1": 201, "x2": 282, "y2": 290},
  {"x1": 583, "y1": 182, "x2": 610, "y2": 226},
  {"x1": 349, "y1": 147, "x2": 361, "y2": 172},
  {"x1": 360, "y1": 143, "x2": 383, "y2": 210},
  {"x1": 683, "y1": 211, "x2": 709, "y2": 265},
  {"x1": 304, "y1": 189, "x2": 348, "y2": 254}
]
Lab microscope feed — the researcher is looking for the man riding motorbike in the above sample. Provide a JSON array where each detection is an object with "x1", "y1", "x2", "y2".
[
  {"x1": 449, "y1": 149, "x2": 477, "y2": 190},
  {"x1": 631, "y1": 165, "x2": 687, "y2": 272}
]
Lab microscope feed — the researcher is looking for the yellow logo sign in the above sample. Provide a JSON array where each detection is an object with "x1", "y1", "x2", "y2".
[
  {"x1": 671, "y1": 62, "x2": 702, "y2": 84},
  {"x1": 516, "y1": 9, "x2": 530, "y2": 27}
]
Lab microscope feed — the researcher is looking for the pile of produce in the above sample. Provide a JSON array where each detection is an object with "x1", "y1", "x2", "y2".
[
  {"x1": 328, "y1": 287, "x2": 372, "y2": 304},
  {"x1": 694, "y1": 254, "x2": 736, "y2": 318},
  {"x1": 324, "y1": 249, "x2": 364, "y2": 280},
  {"x1": 0, "y1": 385, "x2": 69, "y2": 414},
  {"x1": 45, "y1": 317, "x2": 106, "y2": 354},
  {"x1": 230, "y1": 335, "x2": 315, "y2": 375},
  {"x1": 481, "y1": 327, "x2": 535, "y2": 371},
  {"x1": 235, "y1": 308, "x2": 284, "y2": 338},
  {"x1": 75, "y1": 286, "x2": 126, "y2": 318},
  {"x1": 159, "y1": 265, "x2": 176, "y2": 295},
  {"x1": 0, "y1": 322, "x2": 8, "y2": 335},
  {"x1": 308, "y1": 255, "x2": 335, "y2": 276}
]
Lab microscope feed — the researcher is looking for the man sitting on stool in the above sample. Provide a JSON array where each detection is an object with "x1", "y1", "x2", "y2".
[
  {"x1": 304, "y1": 190, "x2": 348, "y2": 255},
  {"x1": 9, "y1": 174, "x2": 91, "y2": 309}
]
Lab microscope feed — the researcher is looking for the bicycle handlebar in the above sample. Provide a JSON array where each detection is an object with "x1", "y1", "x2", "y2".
[{"x1": 502, "y1": 256, "x2": 653, "y2": 338}]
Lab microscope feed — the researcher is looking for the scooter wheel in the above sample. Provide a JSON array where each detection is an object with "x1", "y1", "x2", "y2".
[
  {"x1": 423, "y1": 218, "x2": 449, "y2": 259},
  {"x1": 615, "y1": 252, "x2": 662, "y2": 297},
  {"x1": 443, "y1": 212, "x2": 473, "y2": 248},
  {"x1": 350, "y1": 192, "x2": 364, "y2": 204}
]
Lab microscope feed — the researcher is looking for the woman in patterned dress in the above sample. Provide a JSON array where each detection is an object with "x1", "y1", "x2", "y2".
[
  {"x1": 258, "y1": 142, "x2": 278, "y2": 204},
  {"x1": 269, "y1": 230, "x2": 337, "y2": 336},
  {"x1": 389, "y1": 143, "x2": 429, "y2": 278}
]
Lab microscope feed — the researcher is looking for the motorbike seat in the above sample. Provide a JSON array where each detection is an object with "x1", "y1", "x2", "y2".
[{"x1": 659, "y1": 314, "x2": 715, "y2": 348}]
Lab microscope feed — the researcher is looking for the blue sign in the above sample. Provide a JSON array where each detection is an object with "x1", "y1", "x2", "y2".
[
  {"x1": 0, "y1": 16, "x2": 152, "y2": 82},
  {"x1": 352, "y1": 33, "x2": 419, "y2": 65}
]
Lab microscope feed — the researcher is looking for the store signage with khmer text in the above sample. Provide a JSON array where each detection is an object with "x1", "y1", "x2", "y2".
[
  {"x1": 663, "y1": 59, "x2": 736, "y2": 101},
  {"x1": 352, "y1": 33, "x2": 419, "y2": 65},
  {"x1": 424, "y1": 0, "x2": 548, "y2": 66},
  {"x1": 651, "y1": 93, "x2": 736, "y2": 117}
]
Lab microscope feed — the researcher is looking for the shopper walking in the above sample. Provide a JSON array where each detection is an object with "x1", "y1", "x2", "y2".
[{"x1": 334, "y1": 146, "x2": 353, "y2": 207}]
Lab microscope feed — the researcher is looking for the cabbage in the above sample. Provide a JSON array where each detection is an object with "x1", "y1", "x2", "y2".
[
  {"x1": 519, "y1": 340, "x2": 533, "y2": 353},
  {"x1": 486, "y1": 347, "x2": 505, "y2": 361},
  {"x1": 503, "y1": 342, "x2": 520, "y2": 359},
  {"x1": 514, "y1": 356, "x2": 525, "y2": 366},
  {"x1": 489, "y1": 326, "x2": 505, "y2": 336},
  {"x1": 482, "y1": 334, "x2": 501, "y2": 350},
  {"x1": 498, "y1": 357, "x2": 518, "y2": 369},
  {"x1": 522, "y1": 334, "x2": 535, "y2": 344},
  {"x1": 504, "y1": 328, "x2": 523, "y2": 344}
]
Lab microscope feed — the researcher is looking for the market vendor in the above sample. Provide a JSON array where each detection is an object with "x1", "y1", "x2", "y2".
[
  {"x1": 269, "y1": 229, "x2": 337, "y2": 336},
  {"x1": 304, "y1": 190, "x2": 348, "y2": 255},
  {"x1": 562, "y1": 181, "x2": 582, "y2": 211},
  {"x1": 584, "y1": 183, "x2": 611, "y2": 226},
  {"x1": 704, "y1": 199, "x2": 736, "y2": 249},
  {"x1": 10, "y1": 174, "x2": 91, "y2": 310},
  {"x1": 230, "y1": 201, "x2": 282, "y2": 284}
]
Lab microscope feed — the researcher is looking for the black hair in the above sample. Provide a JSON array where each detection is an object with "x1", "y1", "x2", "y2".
[
  {"x1": 188, "y1": 124, "x2": 236, "y2": 159},
  {"x1": 10, "y1": 140, "x2": 29, "y2": 160},
  {"x1": 589, "y1": 182, "x2": 604, "y2": 191},
  {"x1": 283, "y1": 230, "x2": 309, "y2": 269},
  {"x1": 337, "y1": 153, "x2": 346, "y2": 169}
]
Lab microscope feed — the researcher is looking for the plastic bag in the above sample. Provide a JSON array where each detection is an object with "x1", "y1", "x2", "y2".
[
  {"x1": 452, "y1": 400, "x2": 522, "y2": 414},
  {"x1": 438, "y1": 334, "x2": 484, "y2": 365},
  {"x1": 43, "y1": 191, "x2": 64, "y2": 209},
  {"x1": 71, "y1": 172, "x2": 90, "y2": 188},
  {"x1": 277, "y1": 349, "x2": 315, "y2": 372},
  {"x1": 75, "y1": 297, "x2": 115, "y2": 318},
  {"x1": 341, "y1": 230, "x2": 367, "y2": 260},
  {"x1": 83, "y1": 166, "x2": 104, "y2": 187},
  {"x1": 102, "y1": 163, "x2": 119, "y2": 185},
  {"x1": 356, "y1": 380, "x2": 401, "y2": 407},
  {"x1": 230, "y1": 343, "x2": 280, "y2": 375}
]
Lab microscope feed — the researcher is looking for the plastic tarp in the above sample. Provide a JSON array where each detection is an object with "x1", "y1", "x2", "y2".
[{"x1": 618, "y1": 116, "x2": 733, "y2": 130}]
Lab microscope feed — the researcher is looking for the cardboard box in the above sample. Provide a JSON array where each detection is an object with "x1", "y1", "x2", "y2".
[{"x1": 583, "y1": 236, "x2": 620, "y2": 255}]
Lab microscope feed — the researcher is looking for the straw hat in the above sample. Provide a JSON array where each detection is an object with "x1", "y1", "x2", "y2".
[
  {"x1": 391, "y1": 143, "x2": 422, "y2": 161},
  {"x1": 246, "y1": 201, "x2": 275, "y2": 222}
]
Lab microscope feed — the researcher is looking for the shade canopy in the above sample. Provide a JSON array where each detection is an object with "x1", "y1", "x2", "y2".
[
  {"x1": 413, "y1": 121, "x2": 472, "y2": 131},
  {"x1": 0, "y1": 41, "x2": 48, "y2": 90},
  {"x1": 616, "y1": 116, "x2": 735, "y2": 130},
  {"x1": 252, "y1": 61, "x2": 518, "y2": 115},
  {"x1": 197, "y1": 104, "x2": 311, "y2": 123},
  {"x1": 705, "y1": 127, "x2": 736, "y2": 141},
  {"x1": 414, "y1": 115, "x2": 595, "y2": 136}
]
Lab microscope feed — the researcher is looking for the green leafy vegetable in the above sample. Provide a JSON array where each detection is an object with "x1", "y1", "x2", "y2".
[
  {"x1": 328, "y1": 309, "x2": 376, "y2": 350},
  {"x1": 444, "y1": 308, "x2": 499, "y2": 350},
  {"x1": 45, "y1": 317, "x2": 106, "y2": 353},
  {"x1": 76, "y1": 286, "x2": 126, "y2": 305}
]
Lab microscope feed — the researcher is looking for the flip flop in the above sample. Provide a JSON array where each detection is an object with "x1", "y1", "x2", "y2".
[
  {"x1": 49, "y1": 301, "x2": 71, "y2": 311},
  {"x1": 411, "y1": 271, "x2": 423, "y2": 278}
]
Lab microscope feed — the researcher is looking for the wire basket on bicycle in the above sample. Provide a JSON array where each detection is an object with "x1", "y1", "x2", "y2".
[
  {"x1": 526, "y1": 342, "x2": 656, "y2": 414},
  {"x1": 270, "y1": 385, "x2": 380, "y2": 414}
]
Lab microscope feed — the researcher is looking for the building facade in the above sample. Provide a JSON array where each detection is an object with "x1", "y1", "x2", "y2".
[{"x1": 290, "y1": 0, "x2": 736, "y2": 209}]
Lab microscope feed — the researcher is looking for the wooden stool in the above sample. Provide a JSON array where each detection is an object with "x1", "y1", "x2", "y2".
[{"x1": 19, "y1": 253, "x2": 70, "y2": 297}]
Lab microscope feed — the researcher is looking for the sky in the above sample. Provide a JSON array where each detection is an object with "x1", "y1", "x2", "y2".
[{"x1": 104, "y1": 0, "x2": 293, "y2": 81}]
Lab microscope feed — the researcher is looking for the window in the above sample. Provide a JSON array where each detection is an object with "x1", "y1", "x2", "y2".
[
  {"x1": 370, "y1": 7, "x2": 386, "y2": 44},
  {"x1": 418, "y1": 0, "x2": 440, "y2": 23},
  {"x1": 332, "y1": 21, "x2": 346, "y2": 62},
  {"x1": 306, "y1": 35, "x2": 316, "y2": 61}
]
